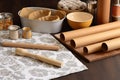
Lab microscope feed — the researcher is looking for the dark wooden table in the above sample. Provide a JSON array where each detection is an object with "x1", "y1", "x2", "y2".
[
  {"x1": 53, "y1": 55, "x2": 120, "y2": 80},
  {"x1": 0, "y1": 0, "x2": 120, "y2": 80}
]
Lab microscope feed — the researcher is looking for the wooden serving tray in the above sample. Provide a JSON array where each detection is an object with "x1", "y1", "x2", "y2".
[{"x1": 54, "y1": 34, "x2": 120, "y2": 62}]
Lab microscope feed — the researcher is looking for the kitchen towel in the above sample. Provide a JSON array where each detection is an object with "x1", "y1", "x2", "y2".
[{"x1": 0, "y1": 31, "x2": 87, "y2": 80}]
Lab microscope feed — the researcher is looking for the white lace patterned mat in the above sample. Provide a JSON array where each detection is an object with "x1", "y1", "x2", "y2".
[{"x1": 0, "y1": 31, "x2": 87, "y2": 80}]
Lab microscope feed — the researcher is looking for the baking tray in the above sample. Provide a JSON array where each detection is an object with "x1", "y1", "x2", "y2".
[{"x1": 54, "y1": 34, "x2": 120, "y2": 62}]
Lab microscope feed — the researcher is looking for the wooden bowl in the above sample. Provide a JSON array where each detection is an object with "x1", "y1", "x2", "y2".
[{"x1": 67, "y1": 12, "x2": 93, "y2": 29}]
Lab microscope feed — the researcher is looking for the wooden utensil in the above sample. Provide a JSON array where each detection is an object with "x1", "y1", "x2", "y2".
[
  {"x1": 15, "y1": 48, "x2": 63, "y2": 67},
  {"x1": 1, "y1": 41, "x2": 59, "y2": 51}
]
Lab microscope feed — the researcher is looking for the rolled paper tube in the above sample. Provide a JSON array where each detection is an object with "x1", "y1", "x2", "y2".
[
  {"x1": 1, "y1": 41, "x2": 59, "y2": 51},
  {"x1": 83, "y1": 43, "x2": 102, "y2": 54},
  {"x1": 15, "y1": 48, "x2": 62, "y2": 67},
  {"x1": 96, "y1": 0, "x2": 111, "y2": 24},
  {"x1": 102, "y1": 37, "x2": 120, "y2": 51},
  {"x1": 71, "y1": 28, "x2": 120, "y2": 48},
  {"x1": 60, "y1": 21, "x2": 120, "y2": 41}
]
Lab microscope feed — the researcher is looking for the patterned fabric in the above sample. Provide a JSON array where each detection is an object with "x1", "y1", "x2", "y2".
[{"x1": 0, "y1": 31, "x2": 87, "y2": 80}]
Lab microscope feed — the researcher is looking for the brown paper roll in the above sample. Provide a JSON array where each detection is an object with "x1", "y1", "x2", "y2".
[
  {"x1": 15, "y1": 48, "x2": 62, "y2": 67},
  {"x1": 83, "y1": 43, "x2": 102, "y2": 54},
  {"x1": 96, "y1": 0, "x2": 111, "y2": 24},
  {"x1": 1, "y1": 41, "x2": 59, "y2": 51},
  {"x1": 60, "y1": 21, "x2": 120, "y2": 41},
  {"x1": 71, "y1": 28, "x2": 120, "y2": 48},
  {"x1": 102, "y1": 37, "x2": 120, "y2": 51}
]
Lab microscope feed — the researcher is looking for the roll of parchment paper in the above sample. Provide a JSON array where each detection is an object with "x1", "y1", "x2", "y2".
[
  {"x1": 102, "y1": 37, "x2": 120, "y2": 51},
  {"x1": 60, "y1": 21, "x2": 120, "y2": 41},
  {"x1": 83, "y1": 43, "x2": 102, "y2": 54},
  {"x1": 71, "y1": 28, "x2": 120, "y2": 48}
]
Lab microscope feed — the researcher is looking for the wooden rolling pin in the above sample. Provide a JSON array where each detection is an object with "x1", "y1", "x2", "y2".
[
  {"x1": 1, "y1": 41, "x2": 59, "y2": 51},
  {"x1": 15, "y1": 48, "x2": 63, "y2": 67}
]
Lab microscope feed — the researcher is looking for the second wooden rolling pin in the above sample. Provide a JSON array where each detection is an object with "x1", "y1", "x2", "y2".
[
  {"x1": 15, "y1": 48, "x2": 62, "y2": 67},
  {"x1": 1, "y1": 41, "x2": 59, "y2": 51}
]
